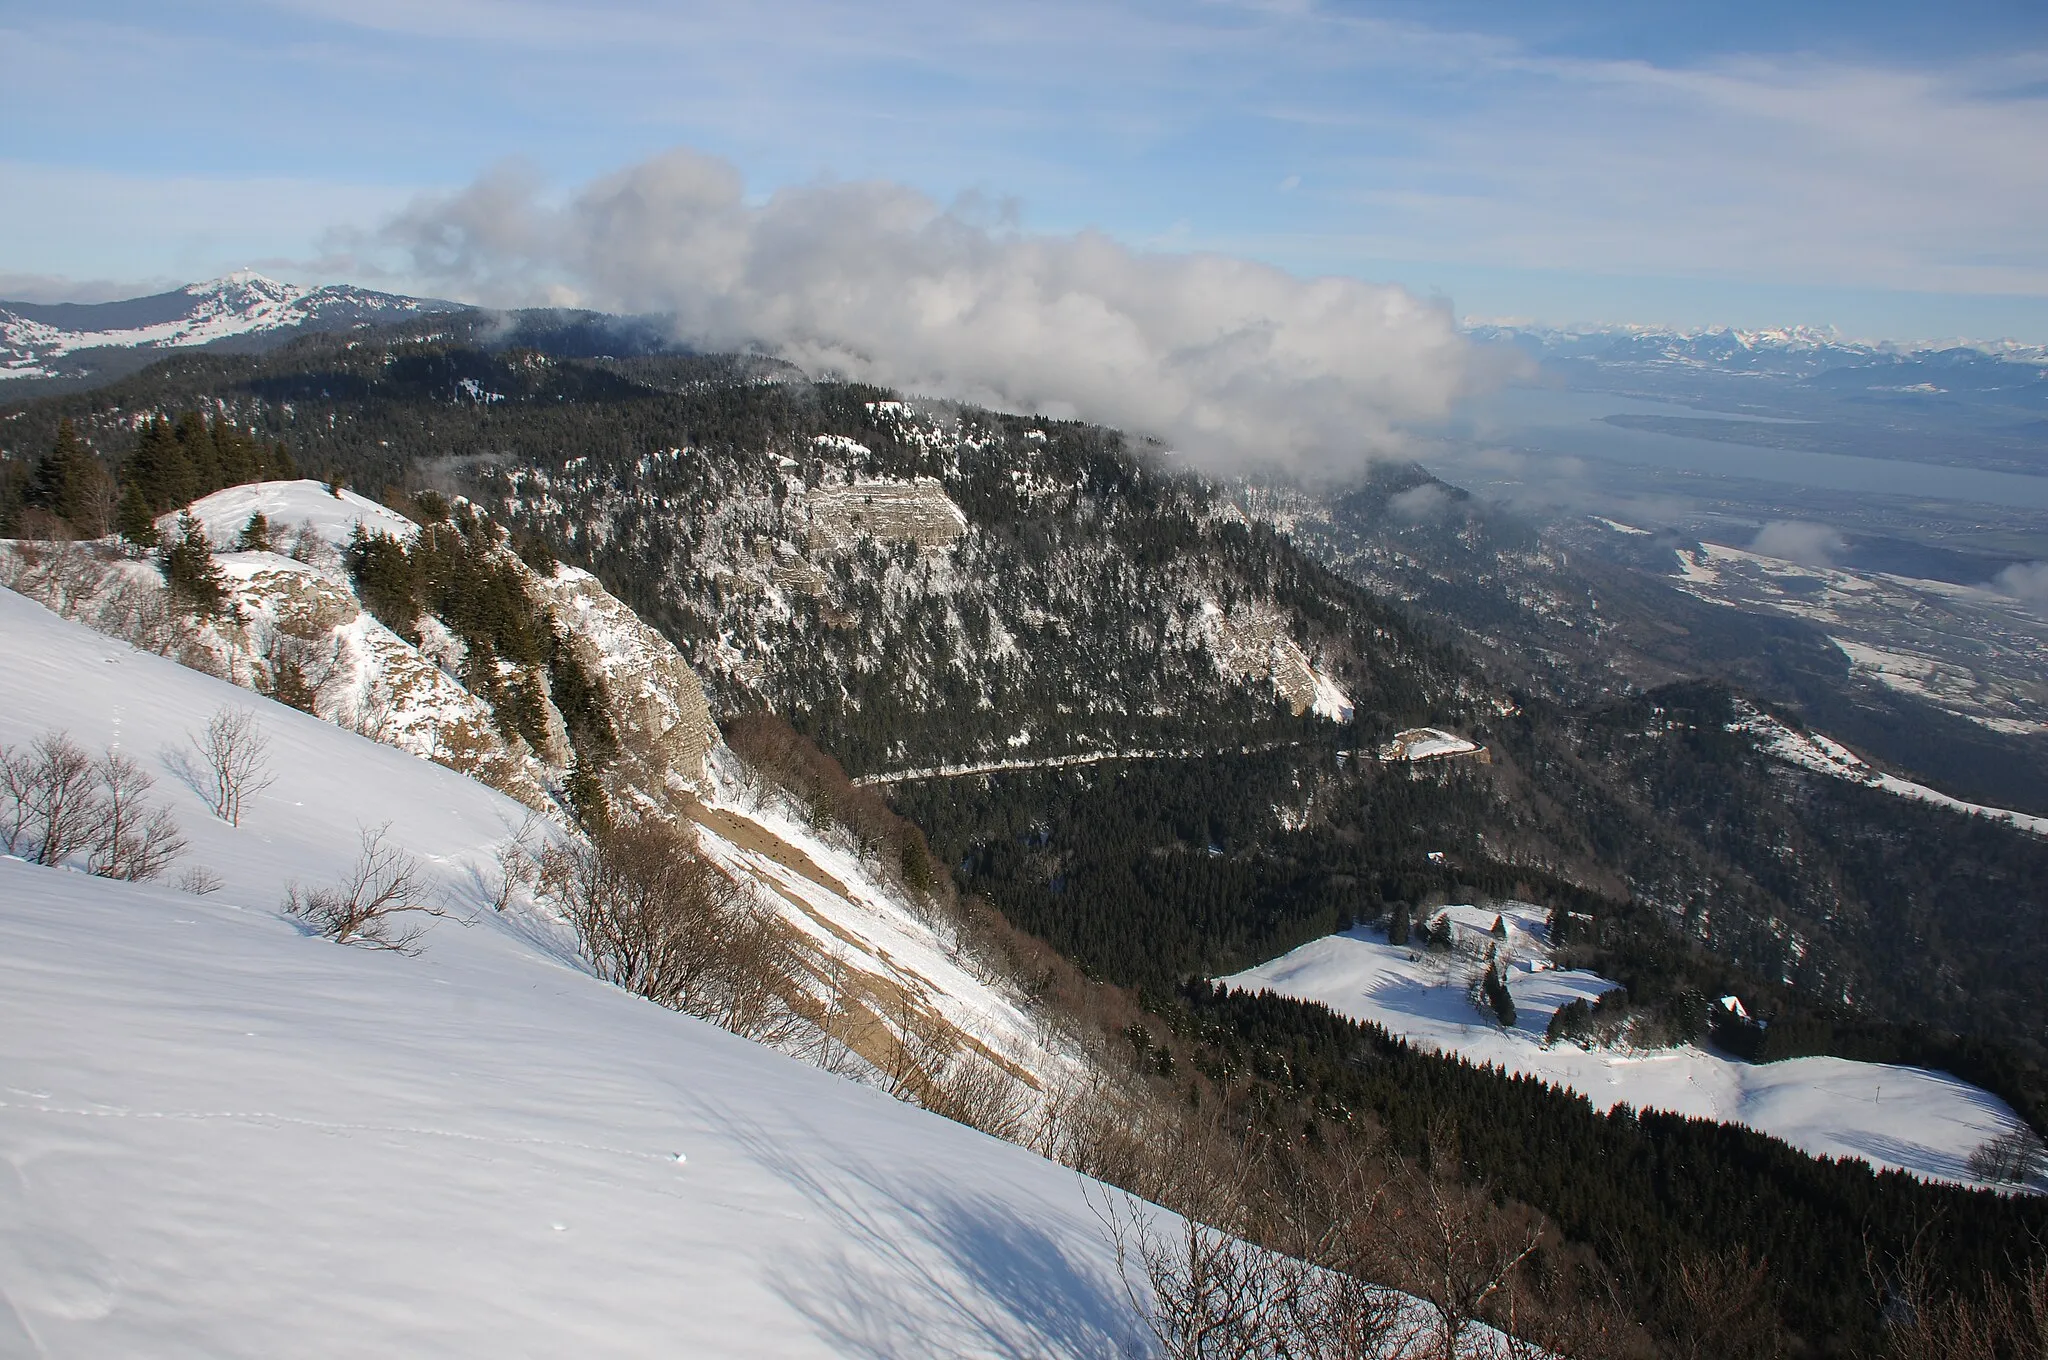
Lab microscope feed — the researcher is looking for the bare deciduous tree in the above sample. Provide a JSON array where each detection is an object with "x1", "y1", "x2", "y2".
[
  {"x1": 284, "y1": 823, "x2": 447, "y2": 953},
  {"x1": 1382, "y1": 1121, "x2": 1545, "y2": 1359},
  {"x1": 87, "y1": 749, "x2": 187, "y2": 881},
  {"x1": 4, "y1": 731, "x2": 188, "y2": 880},
  {"x1": 1, "y1": 731, "x2": 100, "y2": 864},
  {"x1": 190, "y1": 707, "x2": 275, "y2": 826},
  {"x1": 1965, "y1": 1129, "x2": 2044, "y2": 1185},
  {"x1": 535, "y1": 821, "x2": 802, "y2": 1043},
  {"x1": 1089, "y1": 1174, "x2": 1301, "y2": 1360}
]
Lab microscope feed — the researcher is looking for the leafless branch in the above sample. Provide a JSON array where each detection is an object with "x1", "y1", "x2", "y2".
[
  {"x1": 87, "y1": 749, "x2": 187, "y2": 880},
  {"x1": 190, "y1": 706, "x2": 276, "y2": 826},
  {"x1": 283, "y1": 823, "x2": 448, "y2": 954}
]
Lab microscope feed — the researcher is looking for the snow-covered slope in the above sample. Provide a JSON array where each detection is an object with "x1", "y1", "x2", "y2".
[
  {"x1": 0, "y1": 585, "x2": 1151, "y2": 1358},
  {"x1": 1222, "y1": 907, "x2": 2039, "y2": 1191},
  {"x1": 1730, "y1": 702, "x2": 2048, "y2": 837},
  {"x1": 8, "y1": 479, "x2": 1081, "y2": 1106},
  {"x1": 0, "y1": 273, "x2": 456, "y2": 381}
]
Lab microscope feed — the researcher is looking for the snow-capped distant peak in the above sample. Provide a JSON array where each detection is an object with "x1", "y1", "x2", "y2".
[
  {"x1": 0, "y1": 274, "x2": 462, "y2": 381},
  {"x1": 1465, "y1": 318, "x2": 2048, "y2": 367}
]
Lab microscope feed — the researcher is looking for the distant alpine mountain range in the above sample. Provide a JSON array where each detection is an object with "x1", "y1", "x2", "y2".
[
  {"x1": 0, "y1": 272, "x2": 462, "y2": 384},
  {"x1": 1468, "y1": 320, "x2": 2048, "y2": 378}
]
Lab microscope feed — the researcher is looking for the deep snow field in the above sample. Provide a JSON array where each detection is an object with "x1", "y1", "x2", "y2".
[
  {"x1": 0, "y1": 586, "x2": 1150, "y2": 1358},
  {"x1": 1223, "y1": 904, "x2": 2038, "y2": 1191}
]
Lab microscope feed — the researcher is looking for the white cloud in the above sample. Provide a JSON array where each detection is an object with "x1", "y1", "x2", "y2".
[
  {"x1": 1387, "y1": 482, "x2": 1453, "y2": 522},
  {"x1": 1993, "y1": 561, "x2": 2048, "y2": 608},
  {"x1": 361, "y1": 150, "x2": 1473, "y2": 476},
  {"x1": 1751, "y1": 520, "x2": 1845, "y2": 566}
]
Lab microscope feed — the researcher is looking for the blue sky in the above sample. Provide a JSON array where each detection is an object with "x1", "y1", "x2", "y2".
[{"x1": 4, "y1": 0, "x2": 2047, "y2": 342}]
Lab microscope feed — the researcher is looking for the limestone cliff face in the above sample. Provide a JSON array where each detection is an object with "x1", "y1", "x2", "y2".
[
  {"x1": 219, "y1": 554, "x2": 558, "y2": 810},
  {"x1": 525, "y1": 564, "x2": 719, "y2": 798},
  {"x1": 1198, "y1": 598, "x2": 1352, "y2": 720},
  {"x1": 799, "y1": 478, "x2": 968, "y2": 553},
  {"x1": 8, "y1": 483, "x2": 730, "y2": 820}
]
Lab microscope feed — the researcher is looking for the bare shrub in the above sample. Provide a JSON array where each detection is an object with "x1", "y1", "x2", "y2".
[
  {"x1": 487, "y1": 816, "x2": 542, "y2": 913},
  {"x1": 536, "y1": 821, "x2": 803, "y2": 1042},
  {"x1": 189, "y1": 706, "x2": 276, "y2": 825},
  {"x1": 1090, "y1": 1177, "x2": 1301, "y2": 1360},
  {"x1": 342, "y1": 676, "x2": 396, "y2": 742},
  {"x1": 786, "y1": 943, "x2": 886, "y2": 1080},
  {"x1": 1965, "y1": 1129, "x2": 2044, "y2": 1186},
  {"x1": 1870, "y1": 1242, "x2": 2048, "y2": 1360},
  {"x1": 920, "y1": 1045, "x2": 1029, "y2": 1141},
  {"x1": 86, "y1": 750, "x2": 187, "y2": 881},
  {"x1": 178, "y1": 865, "x2": 226, "y2": 896},
  {"x1": 1380, "y1": 1121, "x2": 1545, "y2": 1359},
  {"x1": 1638, "y1": 1245, "x2": 1787, "y2": 1360},
  {"x1": 1, "y1": 731, "x2": 100, "y2": 864},
  {"x1": 0, "y1": 533, "x2": 117, "y2": 621},
  {"x1": 1273, "y1": 1155, "x2": 1418, "y2": 1360},
  {"x1": 283, "y1": 823, "x2": 446, "y2": 953},
  {"x1": 94, "y1": 576, "x2": 185, "y2": 654},
  {"x1": 288, "y1": 520, "x2": 338, "y2": 570}
]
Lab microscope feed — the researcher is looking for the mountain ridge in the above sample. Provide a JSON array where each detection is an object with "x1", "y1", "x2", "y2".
[{"x1": 0, "y1": 272, "x2": 465, "y2": 384}]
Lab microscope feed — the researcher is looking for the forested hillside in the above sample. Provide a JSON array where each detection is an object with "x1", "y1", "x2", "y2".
[{"x1": 8, "y1": 316, "x2": 2048, "y2": 1353}]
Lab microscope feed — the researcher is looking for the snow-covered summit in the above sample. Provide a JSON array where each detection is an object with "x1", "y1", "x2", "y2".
[{"x1": 165, "y1": 479, "x2": 421, "y2": 551}]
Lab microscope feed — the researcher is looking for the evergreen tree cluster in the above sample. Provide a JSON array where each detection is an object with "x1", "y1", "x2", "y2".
[
  {"x1": 0, "y1": 405, "x2": 297, "y2": 550},
  {"x1": 160, "y1": 512, "x2": 229, "y2": 618},
  {"x1": 342, "y1": 503, "x2": 615, "y2": 770},
  {"x1": 20, "y1": 419, "x2": 115, "y2": 535},
  {"x1": 118, "y1": 412, "x2": 296, "y2": 545}
]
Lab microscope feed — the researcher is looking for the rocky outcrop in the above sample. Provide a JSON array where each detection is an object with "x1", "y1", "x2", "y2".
[
  {"x1": 527, "y1": 565, "x2": 719, "y2": 796},
  {"x1": 800, "y1": 478, "x2": 968, "y2": 552}
]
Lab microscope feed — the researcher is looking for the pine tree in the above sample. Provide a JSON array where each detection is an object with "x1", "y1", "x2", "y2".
[
  {"x1": 563, "y1": 757, "x2": 609, "y2": 832},
  {"x1": 1484, "y1": 963, "x2": 1517, "y2": 1028},
  {"x1": 172, "y1": 413, "x2": 218, "y2": 494},
  {"x1": 235, "y1": 511, "x2": 272, "y2": 553},
  {"x1": 161, "y1": 513, "x2": 227, "y2": 617},
  {"x1": 1491, "y1": 913, "x2": 1508, "y2": 940},
  {"x1": 116, "y1": 483, "x2": 160, "y2": 549},
  {"x1": 26, "y1": 418, "x2": 111, "y2": 534},
  {"x1": 1387, "y1": 900, "x2": 1412, "y2": 946},
  {"x1": 127, "y1": 417, "x2": 192, "y2": 513}
]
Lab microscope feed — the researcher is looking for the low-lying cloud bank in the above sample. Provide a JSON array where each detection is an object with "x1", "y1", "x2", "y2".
[
  {"x1": 367, "y1": 150, "x2": 1472, "y2": 476},
  {"x1": 1993, "y1": 561, "x2": 2048, "y2": 609},
  {"x1": 1751, "y1": 520, "x2": 1846, "y2": 567}
]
